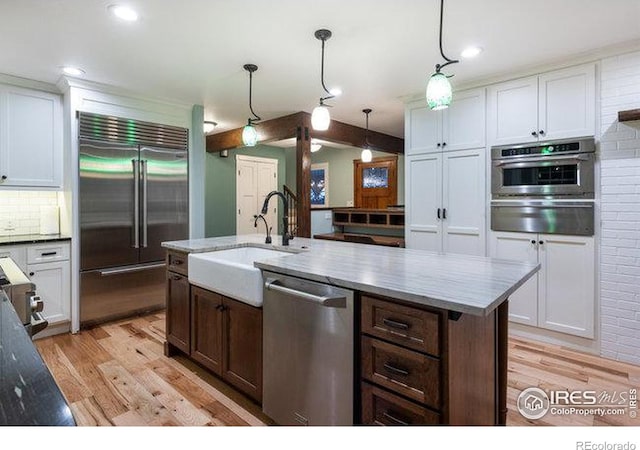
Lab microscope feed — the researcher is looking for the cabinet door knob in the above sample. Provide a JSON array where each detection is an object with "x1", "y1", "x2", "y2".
[
  {"x1": 437, "y1": 143, "x2": 441, "y2": 147},
  {"x1": 442, "y1": 142, "x2": 447, "y2": 147},
  {"x1": 29, "y1": 272, "x2": 35, "y2": 276},
  {"x1": 531, "y1": 131, "x2": 538, "y2": 137},
  {"x1": 538, "y1": 240, "x2": 544, "y2": 245},
  {"x1": 539, "y1": 130, "x2": 545, "y2": 135},
  {"x1": 531, "y1": 240, "x2": 536, "y2": 244},
  {"x1": 1, "y1": 175, "x2": 6, "y2": 181}
]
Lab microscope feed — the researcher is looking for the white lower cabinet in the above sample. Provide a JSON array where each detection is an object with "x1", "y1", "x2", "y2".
[
  {"x1": 1, "y1": 240, "x2": 71, "y2": 326},
  {"x1": 490, "y1": 232, "x2": 595, "y2": 338},
  {"x1": 406, "y1": 148, "x2": 485, "y2": 256},
  {"x1": 27, "y1": 259, "x2": 70, "y2": 326}
]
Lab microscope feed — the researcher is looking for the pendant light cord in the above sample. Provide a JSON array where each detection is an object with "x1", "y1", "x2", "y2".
[
  {"x1": 247, "y1": 69, "x2": 261, "y2": 125},
  {"x1": 319, "y1": 38, "x2": 334, "y2": 103},
  {"x1": 363, "y1": 108, "x2": 372, "y2": 148},
  {"x1": 436, "y1": 0, "x2": 459, "y2": 72}
]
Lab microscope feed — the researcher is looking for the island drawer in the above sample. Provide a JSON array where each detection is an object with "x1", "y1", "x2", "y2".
[
  {"x1": 361, "y1": 382, "x2": 440, "y2": 425},
  {"x1": 167, "y1": 250, "x2": 188, "y2": 276},
  {"x1": 362, "y1": 336, "x2": 440, "y2": 408},
  {"x1": 361, "y1": 295, "x2": 440, "y2": 356}
]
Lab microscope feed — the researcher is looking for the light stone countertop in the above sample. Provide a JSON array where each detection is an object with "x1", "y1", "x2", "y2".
[{"x1": 162, "y1": 235, "x2": 539, "y2": 316}]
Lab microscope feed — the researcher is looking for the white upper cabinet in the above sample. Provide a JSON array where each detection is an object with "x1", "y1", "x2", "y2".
[
  {"x1": 487, "y1": 63, "x2": 595, "y2": 145},
  {"x1": 405, "y1": 88, "x2": 486, "y2": 155},
  {"x1": 0, "y1": 85, "x2": 63, "y2": 188}
]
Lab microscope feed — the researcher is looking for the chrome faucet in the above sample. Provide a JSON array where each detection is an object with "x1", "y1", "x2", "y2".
[
  {"x1": 261, "y1": 190, "x2": 290, "y2": 246},
  {"x1": 253, "y1": 214, "x2": 272, "y2": 244}
]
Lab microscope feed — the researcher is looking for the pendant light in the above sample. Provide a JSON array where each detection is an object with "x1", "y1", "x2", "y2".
[
  {"x1": 203, "y1": 121, "x2": 217, "y2": 134},
  {"x1": 310, "y1": 139, "x2": 322, "y2": 153},
  {"x1": 361, "y1": 108, "x2": 373, "y2": 163},
  {"x1": 426, "y1": 0, "x2": 459, "y2": 110},
  {"x1": 311, "y1": 29, "x2": 337, "y2": 131},
  {"x1": 242, "y1": 64, "x2": 261, "y2": 147}
]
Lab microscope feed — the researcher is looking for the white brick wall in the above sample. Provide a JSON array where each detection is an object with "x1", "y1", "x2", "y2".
[
  {"x1": 0, "y1": 191, "x2": 59, "y2": 236},
  {"x1": 599, "y1": 51, "x2": 640, "y2": 365}
]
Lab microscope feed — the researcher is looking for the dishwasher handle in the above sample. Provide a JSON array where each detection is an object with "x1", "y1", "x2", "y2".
[{"x1": 264, "y1": 278, "x2": 347, "y2": 308}]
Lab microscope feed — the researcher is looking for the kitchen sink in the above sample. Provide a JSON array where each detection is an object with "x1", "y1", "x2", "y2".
[{"x1": 188, "y1": 246, "x2": 293, "y2": 307}]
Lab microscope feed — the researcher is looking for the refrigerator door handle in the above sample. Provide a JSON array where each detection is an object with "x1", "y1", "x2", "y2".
[
  {"x1": 141, "y1": 159, "x2": 148, "y2": 248},
  {"x1": 132, "y1": 159, "x2": 140, "y2": 249}
]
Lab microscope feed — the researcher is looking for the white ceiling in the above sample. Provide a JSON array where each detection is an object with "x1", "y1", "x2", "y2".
[{"x1": 2, "y1": 0, "x2": 640, "y2": 138}]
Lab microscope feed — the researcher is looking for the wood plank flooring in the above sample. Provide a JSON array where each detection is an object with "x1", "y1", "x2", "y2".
[{"x1": 35, "y1": 312, "x2": 640, "y2": 426}]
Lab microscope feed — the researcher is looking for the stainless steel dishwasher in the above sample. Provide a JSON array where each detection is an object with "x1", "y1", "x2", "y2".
[{"x1": 262, "y1": 271, "x2": 354, "y2": 426}]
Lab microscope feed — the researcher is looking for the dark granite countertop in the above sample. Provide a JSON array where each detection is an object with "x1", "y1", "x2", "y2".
[
  {"x1": 0, "y1": 291, "x2": 75, "y2": 426},
  {"x1": 0, "y1": 234, "x2": 71, "y2": 246}
]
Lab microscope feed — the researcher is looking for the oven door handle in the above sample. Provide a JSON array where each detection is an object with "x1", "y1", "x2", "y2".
[
  {"x1": 491, "y1": 202, "x2": 594, "y2": 208},
  {"x1": 493, "y1": 154, "x2": 590, "y2": 167}
]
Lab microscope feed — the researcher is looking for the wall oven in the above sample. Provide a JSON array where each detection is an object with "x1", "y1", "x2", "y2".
[
  {"x1": 491, "y1": 137, "x2": 595, "y2": 199},
  {"x1": 490, "y1": 137, "x2": 595, "y2": 236}
]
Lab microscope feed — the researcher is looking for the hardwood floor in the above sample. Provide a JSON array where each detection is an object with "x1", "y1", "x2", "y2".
[{"x1": 35, "y1": 312, "x2": 640, "y2": 426}]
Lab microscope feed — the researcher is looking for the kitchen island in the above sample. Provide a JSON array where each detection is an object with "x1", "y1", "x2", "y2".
[{"x1": 162, "y1": 235, "x2": 539, "y2": 426}]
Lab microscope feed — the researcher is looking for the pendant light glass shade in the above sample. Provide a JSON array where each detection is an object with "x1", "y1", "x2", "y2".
[
  {"x1": 310, "y1": 140, "x2": 322, "y2": 153},
  {"x1": 426, "y1": 72, "x2": 453, "y2": 110},
  {"x1": 361, "y1": 148, "x2": 373, "y2": 163},
  {"x1": 311, "y1": 105, "x2": 331, "y2": 131},
  {"x1": 242, "y1": 124, "x2": 258, "y2": 147}
]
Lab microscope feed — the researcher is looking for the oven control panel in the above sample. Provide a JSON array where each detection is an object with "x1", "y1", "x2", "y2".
[{"x1": 501, "y1": 141, "x2": 580, "y2": 157}]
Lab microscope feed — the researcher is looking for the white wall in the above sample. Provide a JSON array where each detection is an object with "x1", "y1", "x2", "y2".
[{"x1": 599, "y1": 51, "x2": 640, "y2": 365}]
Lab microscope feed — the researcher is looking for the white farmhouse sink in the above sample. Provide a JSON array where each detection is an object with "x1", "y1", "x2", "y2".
[{"x1": 188, "y1": 247, "x2": 292, "y2": 307}]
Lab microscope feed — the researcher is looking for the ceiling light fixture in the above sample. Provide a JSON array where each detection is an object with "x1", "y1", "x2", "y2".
[
  {"x1": 361, "y1": 108, "x2": 373, "y2": 163},
  {"x1": 61, "y1": 66, "x2": 85, "y2": 76},
  {"x1": 426, "y1": 0, "x2": 459, "y2": 111},
  {"x1": 311, "y1": 29, "x2": 338, "y2": 131},
  {"x1": 242, "y1": 64, "x2": 261, "y2": 147},
  {"x1": 310, "y1": 139, "x2": 322, "y2": 153},
  {"x1": 108, "y1": 4, "x2": 139, "y2": 22},
  {"x1": 461, "y1": 46, "x2": 483, "y2": 59},
  {"x1": 203, "y1": 121, "x2": 217, "y2": 134}
]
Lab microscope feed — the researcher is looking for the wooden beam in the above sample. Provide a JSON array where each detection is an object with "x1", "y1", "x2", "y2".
[
  {"x1": 307, "y1": 112, "x2": 405, "y2": 154},
  {"x1": 296, "y1": 117, "x2": 312, "y2": 238},
  {"x1": 618, "y1": 108, "x2": 640, "y2": 123},
  {"x1": 206, "y1": 112, "x2": 304, "y2": 153}
]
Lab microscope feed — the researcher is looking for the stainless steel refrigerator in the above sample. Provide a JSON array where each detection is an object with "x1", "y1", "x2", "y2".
[{"x1": 78, "y1": 112, "x2": 188, "y2": 327}]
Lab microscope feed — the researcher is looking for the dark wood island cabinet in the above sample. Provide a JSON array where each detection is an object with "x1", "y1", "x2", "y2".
[{"x1": 165, "y1": 250, "x2": 263, "y2": 404}]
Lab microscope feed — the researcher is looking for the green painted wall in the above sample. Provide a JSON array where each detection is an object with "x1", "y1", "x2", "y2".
[
  {"x1": 311, "y1": 146, "x2": 404, "y2": 207},
  {"x1": 205, "y1": 145, "x2": 288, "y2": 237}
]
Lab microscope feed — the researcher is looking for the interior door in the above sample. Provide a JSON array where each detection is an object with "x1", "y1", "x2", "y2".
[
  {"x1": 79, "y1": 139, "x2": 139, "y2": 270},
  {"x1": 139, "y1": 146, "x2": 188, "y2": 263},
  {"x1": 236, "y1": 155, "x2": 278, "y2": 236},
  {"x1": 354, "y1": 156, "x2": 398, "y2": 209}
]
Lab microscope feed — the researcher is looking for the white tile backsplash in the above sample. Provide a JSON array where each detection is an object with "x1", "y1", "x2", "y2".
[{"x1": 0, "y1": 191, "x2": 59, "y2": 236}]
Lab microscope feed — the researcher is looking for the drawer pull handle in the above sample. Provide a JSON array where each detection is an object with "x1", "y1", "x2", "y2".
[
  {"x1": 173, "y1": 259, "x2": 183, "y2": 265},
  {"x1": 41, "y1": 251, "x2": 57, "y2": 256},
  {"x1": 383, "y1": 363, "x2": 410, "y2": 376},
  {"x1": 383, "y1": 411, "x2": 410, "y2": 426},
  {"x1": 172, "y1": 275, "x2": 182, "y2": 281},
  {"x1": 382, "y1": 318, "x2": 410, "y2": 331}
]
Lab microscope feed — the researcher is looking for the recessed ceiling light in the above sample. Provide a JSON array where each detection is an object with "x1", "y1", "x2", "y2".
[
  {"x1": 62, "y1": 66, "x2": 85, "y2": 76},
  {"x1": 461, "y1": 46, "x2": 483, "y2": 59},
  {"x1": 329, "y1": 87, "x2": 342, "y2": 97},
  {"x1": 108, "y1": 4, "x2": 139, "y2": 22}
]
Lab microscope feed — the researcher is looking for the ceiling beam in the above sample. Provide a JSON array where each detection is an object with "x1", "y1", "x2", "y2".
[
  {"x1": 206, "y1": 112, "x2": 304, "y2": 152},
  {"x1": 206, "y1": 111, "x2": 404, "y2": 154}
]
